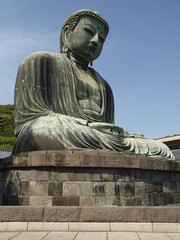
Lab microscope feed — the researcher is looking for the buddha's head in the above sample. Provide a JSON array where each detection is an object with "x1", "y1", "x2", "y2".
[{"x1": 60, "y1": 9, "x2": 109, "y2": 63}]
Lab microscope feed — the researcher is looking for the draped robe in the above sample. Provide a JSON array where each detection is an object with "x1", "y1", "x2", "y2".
[{"x1": 13, "y1": 52, "x2": 174, "y2": 160}]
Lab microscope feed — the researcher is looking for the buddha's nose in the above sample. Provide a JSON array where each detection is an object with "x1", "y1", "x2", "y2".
[{"x1": 90, "y1": 33, "x2": 98, "y2": 46}]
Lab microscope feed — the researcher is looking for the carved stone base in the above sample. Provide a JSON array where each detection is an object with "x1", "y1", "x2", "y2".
[{"x1": 0, "y1": 150, "x2": 180, "y2": 206}]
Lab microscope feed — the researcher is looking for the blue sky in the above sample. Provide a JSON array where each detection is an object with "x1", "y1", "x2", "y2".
[{"x1": 0, "y1": 0, "x2": 179, "y2": 139}]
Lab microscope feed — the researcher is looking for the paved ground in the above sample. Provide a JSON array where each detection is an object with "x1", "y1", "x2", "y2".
[
  {"x1": 1, "y1": 231, "x2": 180, "y2": 240},
  {"x1": 1, "y1": 222, "x2": 180, "y2": 240}
]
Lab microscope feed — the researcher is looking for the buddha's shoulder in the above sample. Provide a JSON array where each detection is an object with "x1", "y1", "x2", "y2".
[{"x1": 20, "y1": 51, "x2": 68, "y2": 65}]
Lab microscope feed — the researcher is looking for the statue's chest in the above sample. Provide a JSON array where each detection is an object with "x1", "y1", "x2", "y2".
[
  {"x1": 76, "y1": 70, "x2": 100, "y2": 100},
  {"x1": 75, "y1": 69, "x2": 102, "y2": 113}
]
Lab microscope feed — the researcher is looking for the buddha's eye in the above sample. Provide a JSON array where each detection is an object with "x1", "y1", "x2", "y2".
[{"x1": 84, "y1": 27, "x2": 94, "y2": 36}]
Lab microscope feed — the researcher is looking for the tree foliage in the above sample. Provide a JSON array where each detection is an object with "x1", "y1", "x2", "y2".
[{"x1": 0, "y1": 105, "x2": 16, "y2": 149}]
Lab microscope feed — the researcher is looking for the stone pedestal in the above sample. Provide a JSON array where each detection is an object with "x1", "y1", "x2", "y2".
[{"x1": 0, "y1": 150, "x2": 180, "y2": 207}]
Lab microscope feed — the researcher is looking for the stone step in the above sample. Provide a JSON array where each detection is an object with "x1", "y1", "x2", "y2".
[{"x1": 0, "y1": 206, "x2": 180, "y2": 222}]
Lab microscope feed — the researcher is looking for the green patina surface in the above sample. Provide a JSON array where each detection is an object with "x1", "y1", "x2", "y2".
[{"x1": 13, "y1": 9, "x2": 174, "y2": 160}]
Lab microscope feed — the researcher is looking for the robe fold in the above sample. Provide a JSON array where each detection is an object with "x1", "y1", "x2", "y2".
[{"x1": 13, "y1": 51, "x2": 174, "y2": 160}]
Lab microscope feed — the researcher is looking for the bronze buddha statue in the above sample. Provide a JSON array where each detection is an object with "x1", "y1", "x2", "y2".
[{"x1": 13, "y1": 9, "x2": 174, "y2": 160}]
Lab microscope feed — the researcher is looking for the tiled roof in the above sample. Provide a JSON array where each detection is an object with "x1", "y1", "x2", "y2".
[{"x1": 0, "y1": 149, "x2": 12, "y2": 159}]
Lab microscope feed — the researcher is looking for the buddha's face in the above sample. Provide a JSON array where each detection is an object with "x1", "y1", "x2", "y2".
[{"x1": 67, "y1": 16, "x2": 106, "y2": 62}]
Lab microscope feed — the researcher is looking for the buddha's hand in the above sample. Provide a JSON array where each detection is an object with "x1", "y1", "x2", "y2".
[{"x1": 88, "y1": 122, "x2": 124, "y2": 136}]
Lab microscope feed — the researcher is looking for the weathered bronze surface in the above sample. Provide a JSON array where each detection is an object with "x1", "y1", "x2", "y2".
[{"x1": 13, "y1": 9, "x2": 174, "y2": 159}]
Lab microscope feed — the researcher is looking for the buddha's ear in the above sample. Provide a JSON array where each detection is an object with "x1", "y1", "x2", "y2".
[{"x1": 62, "y1": 26, "x2": 70, "y2": 53}]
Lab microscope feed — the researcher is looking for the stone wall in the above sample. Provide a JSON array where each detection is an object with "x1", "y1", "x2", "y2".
[{"x1": 0, "y1": 150, "x2": 180, "y2": 206}]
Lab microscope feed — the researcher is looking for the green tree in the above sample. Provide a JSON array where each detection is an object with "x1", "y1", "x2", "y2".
[{"x1": 0, "y1": 105, "x2": 16, "y2": 149}]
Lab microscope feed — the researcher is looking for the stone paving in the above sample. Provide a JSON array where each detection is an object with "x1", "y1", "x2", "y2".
[
  {"x1": 0, "y1": 222, "x2": 180, "y2": 239},
  {"x1": 1, "y1": 231, "x2": 180, "y2": 240}
]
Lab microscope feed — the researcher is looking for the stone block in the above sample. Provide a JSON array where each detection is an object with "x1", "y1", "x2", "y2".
[
  {"x1": 116, "y1": 169, "x2": 134, "y2": 182},
  {"x1": 49, "y1": 169, "x2": 70, "y2": 181},
  {"x1": 138, "y1": 232, "x2": 171, "y2": 239},
  {"x1": 138, "y1": 206, "x2": 173, "y2": 222},
  {"x1": 166, "y1": 207, "x2": 180, "y2": 223},
  {"x1": 63, "y1": 181, "x2": 92, "y2": 196},
  {"x1": 19, "y1": 196, "x2": 30, "y2": 205},
  {"x1": 28, "y1": 222, "x2": 68, "y2": 231},
  {"x1": 110, "y1": 222, "x2": 153, "y2": 232},
  {"x1": 141, "y1": 194, "x2": 151, "y2": 206},
  {"x1": 153, "y1": 223, "x2": 180, "y2": 233},
  {"x1": 121, "y1": 196, "x2": 142, "y2": 206},
  {"x1": 121, "y1": 182, "x2": 135, "y2": 197},
  {"x1": 106, "y1": 182, "x2": 116, "y2": 196},
  {"x1": 78, "y1": 182, "x2": 92, "y2": 196},
  {"x1": 140, "y1": 157, "x2": 165, "y2": 171},
  {"x1": 29, "y1": 196, "x2": 53, "y2": 206},
  {"x1": 174, "y1": 193, "x2": 180, "y2": 204},
  {"x1": 86, "y1": 169, "x2": 102, "y2": 182},
  {"x1": 91, "y1": 207, "x2": 140, "y2": 222},
  {"x1": 121, "y1": 154, "x2": 140, "y2": 169},
  {"x1": 13, "y1": 154, "x2": 28, "y2": 167},
  {"x1": 110, "y1": 196, "x2": 121, "y2": 206},
  {"x1": 48, "y1": 182, "x2": 62, "y2": 196},
  {"x1": 0, "y1": 206, "x2": 44, "y2": 222},
  {"x1": 21, "y1": 181, "x2": 48, "y2": 196},
  {"x1": 42, "y1": 232, "x2": 77, "y2": 240},
  {"x1": 147, "y1": 182, "x2": 163, "y2": 193},
  {"x1": 20, "y1": 181, "x2": 33, "y2": 196},
  {"x1": 80, "y1": 196, "x2": 94, "y2": 206},
  {"x1": 52, "y1": 196, "x2": 67, "y2": 206},
  {"x1": 69, "y1": 222, "x2": 109, "y2": 231},
  {"x1": 11, "y1": 232, "x2": 48, "y2": 239},
  {"x1": 114, "y1": 182, "x2": 121, "y2": 196},
  {"x1": 0, "y1": 232, "x2": 19, "y2": 239},
  {"x1": 100, "y1": 170, "x2": 115, "y2": 182},
  {"x1": 44, "y1": 206, "x2": 81, "y2": 222},
  {"x1": 33, "y1": 181, "x2": 48, "y2": 196},
  {"x1": 18, "y1": 170, "x2": 49, "y2": 181},
  {"x1": 135, "y1": 182, "x2": 147, "y2": 196},
  {"x1": 75, "y1": 232, "x2": 106, "y2": 240},
  {"x1": 67, "y1": 196, "x2": 80, "y2": 206},
  {"x1": 108, "y1": 232, "x2": 140, "y2": 240},
  {"x1": 28, "y1": 151, "x2": 52, "y2": 167},
  {"x1": 95, "y1": 196, "x2": 111, "y2": 206},
  {"x1": 93, "y1": 183, "x2": 106, "y2": 196},
  {"x1": 0, "y1": 222, "x2": 27, "y2": 231},
  {"x1": 52, "y1": 196, "x2": 79, "y2": 206},
  {"x1": 163, "y1": 182, "x2": 177, "y2": 193},
  {"x1": 69, "y1": 170, "x2": 88, "y2": 181},
  {"x1": 160, "y1": 193, "x2": 175, "y2": 205},
  {"x1": 63, "y1": 182, "x2": 79, "y2": 196},
  {"x1": 149, "y1": 193, "x2": 161, "y2": 206}
]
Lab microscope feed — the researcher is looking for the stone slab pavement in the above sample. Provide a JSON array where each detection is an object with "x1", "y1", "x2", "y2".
[
  {"x1": 1, "y1": 231, "x2": 180, "y2": 240},
  {"x1": 1, "y1": 222, "x2": 180, "y2": 240}
]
